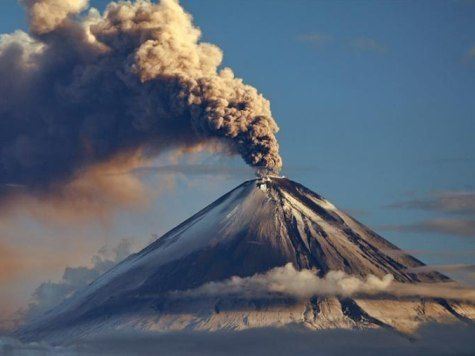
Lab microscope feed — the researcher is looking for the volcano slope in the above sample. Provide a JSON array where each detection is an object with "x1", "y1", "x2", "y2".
[{"x1": 19, "y1": 177, "x2": 475, "y2": 342}]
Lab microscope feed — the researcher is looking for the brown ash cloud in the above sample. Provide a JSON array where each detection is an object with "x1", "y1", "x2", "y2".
[{"x1": 0, "y1": 0, "x2": 282, "y2": 203}]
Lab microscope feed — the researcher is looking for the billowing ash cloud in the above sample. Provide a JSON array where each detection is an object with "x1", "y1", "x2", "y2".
[
  {"x1": 21, "y1": 0, "x2": 89, "y2": 35},
  {"x1": 0, "y1": 0, "x2": 281, "y2": 201}
]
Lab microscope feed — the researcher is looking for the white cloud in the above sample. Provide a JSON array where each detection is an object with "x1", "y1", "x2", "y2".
[
  {"x1": 176, "y1": 263, "x2": 394, "y2": 299},
  {"x1": 175, "y1": 263, "x2": 475, "y2": 303}
]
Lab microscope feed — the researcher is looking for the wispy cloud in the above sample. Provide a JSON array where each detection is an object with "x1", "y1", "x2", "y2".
[
  {"x1": 418, "y1": 156, "x2": 475, "y2": 166},
  {"x1": 296, "y1": 33, "x2": 333, "y2": 48},
  {"x1": 348, "y1": 37, "x2": 388, "y2": 54},
  {"x1": 381, "y1": 218, "x2": 475, "y2": 238},
  {"x1": 388, "y1": 191, "x2": 475, "y2": 215},
  {"x1": 465, "y1": 45, "x2": 475, "y2": 62},
  {"x1": 131, "y1": 164, "x2": 254, "y2": 178},
  {"x1": 407, "y1": 263, "x2": 475, "y2": 286},
  {"x1": 297, "y1": 33, "x2": 388, "y2": 54},
  {"x1": 386, "y1": 191, "x2": 475, "y2": 238},
  {"x1": 382, "y1": 248, "x2": 475, "y2": 259},
  {"x1": 127, "y1": 163, "x2": 318, "y2": 178},
  {"x1": 407, "y1": 263, "x2": 475, "y2": 274}
]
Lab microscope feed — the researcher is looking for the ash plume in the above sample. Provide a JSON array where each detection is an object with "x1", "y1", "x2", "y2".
[{"x1": 0, "y1": 0, "x2": 281, "y2": 203}]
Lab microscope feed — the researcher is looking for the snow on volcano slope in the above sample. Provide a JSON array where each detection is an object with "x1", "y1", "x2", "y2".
[{"x1": 18, "y1": 178, "x2": 475, "y2": 342}]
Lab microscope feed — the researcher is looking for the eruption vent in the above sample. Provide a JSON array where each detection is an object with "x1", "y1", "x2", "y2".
[{"x1": 0, "y1": 0, "x2": 281, "y2": 199}]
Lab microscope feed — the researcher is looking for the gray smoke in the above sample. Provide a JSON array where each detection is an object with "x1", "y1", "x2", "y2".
[{"x1": 0, "y1": 0, "x2": 282, "y2": 201}]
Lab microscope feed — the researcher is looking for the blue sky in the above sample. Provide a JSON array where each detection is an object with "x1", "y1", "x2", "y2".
[{"x1": 0, "y1": 0, "x2": 474, "y2": 315}]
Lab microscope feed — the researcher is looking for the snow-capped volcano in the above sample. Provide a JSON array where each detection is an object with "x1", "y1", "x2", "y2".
[{"x1": 19, "y1": 177, "x2": 475, "y2": 342}]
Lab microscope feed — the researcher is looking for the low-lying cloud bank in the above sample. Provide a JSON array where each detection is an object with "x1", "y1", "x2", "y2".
[
  {"x1": 177, "y1": 263, "x2": 394, "y2": 299},
  {"x1": 176, "y1": 263, "x2": 475, "y2": 303},
  {"x1": 2, "y1": 325, "x2": 475, "y2": 355}
]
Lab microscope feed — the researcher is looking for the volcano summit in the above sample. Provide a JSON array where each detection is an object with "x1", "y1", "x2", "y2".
[{"x1": 20, "y1": 177, "x2": 475, "y2": 342}]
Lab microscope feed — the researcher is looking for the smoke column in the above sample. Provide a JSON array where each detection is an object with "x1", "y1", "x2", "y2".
[{"x1": 0, "y1": 0, "x2": 282, "y2": 200}]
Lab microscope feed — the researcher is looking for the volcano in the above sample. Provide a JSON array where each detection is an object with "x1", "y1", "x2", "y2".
[{"x1": 20, "y1": 177, "x2": 475, "y2": 342}]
